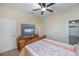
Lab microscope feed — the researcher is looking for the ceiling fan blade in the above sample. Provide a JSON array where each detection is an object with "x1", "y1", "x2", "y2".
[
  {"x1": 42, "y1": 3, "x2": 46, "y2": 7},
  {"x1": 46, "y1": 9, "x2": 53, "y2": 12},
  {"x1": 41, "y1": 11, "x2": 44, "y2": 15},
  {"x1": 46, "y1": 3, "x2": 55, "y2": 7},
  {"x1": 32, "y1": 9, "x2": 40, "y2": 11},
  {"x1": 38, "y1": 3, "x2": 42, "y2": 7}
]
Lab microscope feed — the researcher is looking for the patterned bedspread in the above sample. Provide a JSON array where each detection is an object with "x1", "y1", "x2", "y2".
[{"x1": 25, "y1": 38, "x2": 76, "y2": 56}]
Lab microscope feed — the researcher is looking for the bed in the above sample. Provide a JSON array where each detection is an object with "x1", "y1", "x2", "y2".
[{"x1": 19, "y1": 38, "x2": 78, "y2": 56}]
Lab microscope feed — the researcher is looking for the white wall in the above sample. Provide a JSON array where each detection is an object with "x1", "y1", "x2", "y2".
[
  {"x1": 0, "y1": 6, "x2": 42, "y2": 37},
  {"x1": 0, "y1": 5, "x2": 42, "y2": 52},
  {"x1": 0, "y1": 4, "x2": 79, "y2": 52},
  {"x1": 43, "y1": 5, "x2": 79, "y2": 43}
]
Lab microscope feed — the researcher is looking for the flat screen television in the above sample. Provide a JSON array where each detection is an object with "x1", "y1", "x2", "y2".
[{"x1": 21, "y1": 24, "x2": 35, "y2": 36}]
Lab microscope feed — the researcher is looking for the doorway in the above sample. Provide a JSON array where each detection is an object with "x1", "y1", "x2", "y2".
[
  {"x1": 0, "y1": 19, "x2": 16, "y2": 53},
  {"x1": 68, "y1": 20, "x2": 79, "y2": 45}
]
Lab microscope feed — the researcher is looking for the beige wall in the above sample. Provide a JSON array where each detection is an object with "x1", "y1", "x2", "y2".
[
  {"x1": 43, "y1": 5, "x2": 79, "y2": 43},
  {"x1": 0, "y1": 4, "x2": 79, "y2": 44},
  {"x1": 0, "y1": 6, "x2": 42, "y2": 38},
  {"x1": 0, "y1": 5, "x2": 43, "y2": 52}
]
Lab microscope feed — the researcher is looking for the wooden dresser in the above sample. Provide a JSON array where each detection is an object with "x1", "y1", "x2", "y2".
[{"x1": 17, "y1": 35, "x2": 46, "y2": 51}]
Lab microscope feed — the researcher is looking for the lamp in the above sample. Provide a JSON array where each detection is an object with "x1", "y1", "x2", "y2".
[{"x1": 41, "y1": 8, "x2": 46, "y2": 11}]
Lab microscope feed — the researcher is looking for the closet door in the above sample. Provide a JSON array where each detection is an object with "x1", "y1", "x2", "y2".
[{"x1": 0, "y1": 19, "x2": 16, "y2": 53}]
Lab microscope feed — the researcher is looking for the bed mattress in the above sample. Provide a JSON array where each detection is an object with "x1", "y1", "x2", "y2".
[{"x1": 25, "y1": 38, "x2": 76, "y2": 56}]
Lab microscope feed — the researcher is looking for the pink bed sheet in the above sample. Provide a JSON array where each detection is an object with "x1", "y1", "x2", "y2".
[{"x1": 25, "y1": 38, "x2": 76, "y2": 56}]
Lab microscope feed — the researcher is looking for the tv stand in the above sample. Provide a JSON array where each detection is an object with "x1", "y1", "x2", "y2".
[{"x1": 17, "y1": 34, "x2": 46, "y2": 51}]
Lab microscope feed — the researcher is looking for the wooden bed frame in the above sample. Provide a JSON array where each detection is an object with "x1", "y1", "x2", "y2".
[{"x1": 19, "y1": 47, "x2": 33, "y2": 56}]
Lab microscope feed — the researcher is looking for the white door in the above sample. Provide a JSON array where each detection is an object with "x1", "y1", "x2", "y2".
[{"x1": 0, "y1": 19, "x2": 16, "y2": 53}]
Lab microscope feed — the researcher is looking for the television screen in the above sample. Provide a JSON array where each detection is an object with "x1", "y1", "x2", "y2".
[
  {"x1": 21, "y1": 24, "x2": 35, "y2": 36},
  {"x1": 23, "y1": 27, "x2": 35, "y2": 35}
]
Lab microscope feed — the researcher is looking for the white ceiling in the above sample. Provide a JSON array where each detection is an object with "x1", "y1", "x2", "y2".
[{"x1": 0, "y1": 3, "x2": 79, "y2": 18}]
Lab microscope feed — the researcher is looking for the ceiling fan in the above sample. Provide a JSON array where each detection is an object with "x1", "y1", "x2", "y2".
[{"x1": 32, "y1": 3, "x2": 55, "y2": 15}]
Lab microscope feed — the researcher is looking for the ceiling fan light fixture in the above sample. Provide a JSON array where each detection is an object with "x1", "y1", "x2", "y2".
[
  {"x1": 32, "y1": 3, "x2": 55, "y2": 15},
  {"x1": 41, "y1": 8, "x2": 46, "y2": 11}
]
